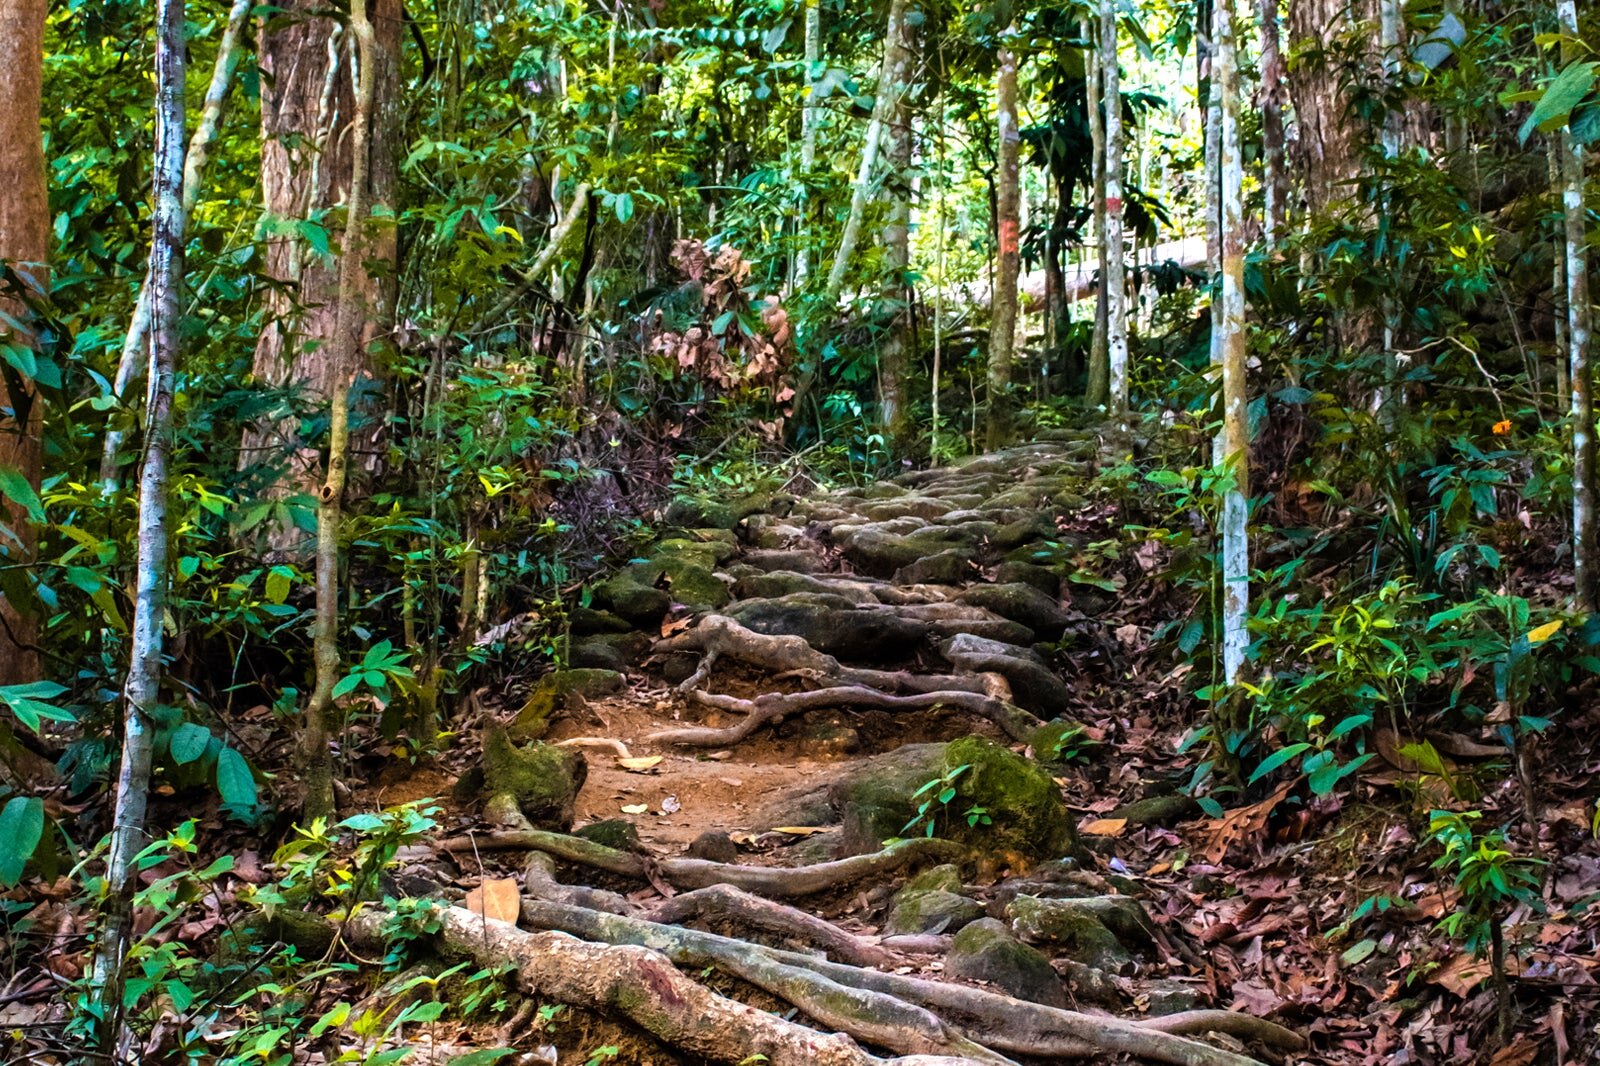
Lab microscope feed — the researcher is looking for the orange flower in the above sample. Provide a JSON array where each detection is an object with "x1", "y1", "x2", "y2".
[{"x1": 1492, "y1": 419, "x2": 1512, "y2": 436}]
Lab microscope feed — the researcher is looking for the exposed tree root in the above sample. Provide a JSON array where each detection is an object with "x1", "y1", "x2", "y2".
[
  {"x1": 650, "y1": 685, "x2": 1040, "y2": 747},
  {"x1": 553, "y1": 736, "x2": 633, "y2": 758},
  {"x1": 440, "y1": 829, "x2": 966, "y2": 898},
  {"x1": 518, "y1": 896, "x2": 1295, "y2": 1066},
  {"x1": 346, "y1": 905, "x2": 989, "y2": 1066},
  {"x1": 658, "y1": 615, "x2": 991, "y2": 696},
  {"x1": 648, "y1": 883, "x2": 899, "y2": 968},
  {"x1": 522, "y1": 851, "x2": 637, "y2": 915}
]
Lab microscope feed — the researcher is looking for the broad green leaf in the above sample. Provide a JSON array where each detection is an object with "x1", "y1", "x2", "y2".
[
  {"x1": 169, "y1": 722, "x2": 212, "y2": 766},
  {"x1": 216, "y1": 747, "x2": 257, "y2": 811},
  {"x1": 1520, "y1": 61, "x2": 1598, "y2": 144},
  {"x1": 0, "y1": 796, "x2": 45, "y2": 886},
  {"x1": 1248, "y1": 742, "x2": 1312, "y2": 785},
  {"x1": 0, "y1": 466, "x2": 43, "y2": 523}
]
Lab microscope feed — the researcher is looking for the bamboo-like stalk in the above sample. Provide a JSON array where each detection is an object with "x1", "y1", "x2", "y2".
[
  {"x1": 1083, "y1": 17, "x2": 1108, "y2": 408},
  {"x1": 94, "y1": 0, "x2": 187, "y2": 1040},
  {"x1": 1100, "y1": 1, "x2": 1129, "y2": 415},
  {"x1": 1558, "y1": 0, "x2": 1596, "y2": 610},
  {"x1": 98, "y1": 0, "x2": 254, "y2": 493},
  {"x1": 1216, "y1": 0, "x2": 1250, "y2": 685}
]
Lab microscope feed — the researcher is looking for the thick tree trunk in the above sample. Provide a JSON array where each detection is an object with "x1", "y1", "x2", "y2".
[
  {"x1": 879, "y1": 1, "x2": 916, "y2": 450},
  {"x1": 1100, "y1": 1, "x2": 1129, "y2": 414},
  {"x1": 1559, "y1": 0, "x2": 1596, "y2": 610},
  {"x1": 1256, "y1": 0, "x2": 1287, "y2": 246},
  {"x1": 1083, "y1": 18, "x2": 1109, "y2": 408},
  {"x1": 1216, "y1": 0, "x2": 1249, "y2": 684},
  {"x1": 0, "y1": 0, "x2": 48, "y2": 687},
  {"x1": 986, "y1": 37, "x2": 1021, "y2": 449},
  {"x1": 1284, "y1": 0, "x2": 1376, "y2": 219},
  {"x1": 94, "y1": 0, "x2": 187, "y2": 1042},
  {"x1": 241, "y1": 0, "x2": 401, "y2": 546}
]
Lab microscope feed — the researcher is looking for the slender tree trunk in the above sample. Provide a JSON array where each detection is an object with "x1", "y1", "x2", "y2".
[
  {"x1": 1374, "y1": 0, "x2": 1404, "y2": 427},
  {"x1": 1203, "y1": 7, "x2": 1223, "y2": 411},
  {"x1": 301, "y1": 0, "x2": 381, "y2": 821},
  {"x1": 1559, "y1": 0, "x2": 1596, "y2": 610},
  {"x1": 1551, "y1": 141, "x2": 1570, "y2": 416},
  {"x1": 987, "y1": 35, "x2": 1021, "y2": 450},
  {"x1": 94, "y1": 0, "x2": 186, "y2": 1040},
  {"x1": 1256, "y1": 0, "x2": 1287, "y2": 246},
  {"x1": 99, "y1": 0, "x2": 253, "y2": 493},
  {"x1": 879, "y1": 0, "x2": 916, "y2": 450},
  {"x1": 241, "y1": 0, "x2": 401, "y2": 548},
  {"x1": 793, "y1": 0, "x2": 821, "y2": 290},
  {"x1": 0, "y1": 0, "x2": 47, "y2": 689},
  {"x1": 1217, "y1": 0, "x2": 1250, "y2": 684},
  {"x1": 791, "y1": 0, "x2": 905, "y2": 421},
  {"x1": 823, "y1": 0, "x2": 905, "y2": 305},
  {"x1": 1084, "y1": 17, "x2": 1109, "y2": 408},
  {"x1": 1100, "y1": 0, "x2": 1129, "y2": 414}
]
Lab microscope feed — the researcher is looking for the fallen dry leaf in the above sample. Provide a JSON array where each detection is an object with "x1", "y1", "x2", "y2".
[
  {"x1": 1081, "y1": 817, "x2": 1128, "y2": 837},
  {"x1": 619, "y1": 755, "x2": 664, "y2": 771},
  {"x1": 620, "y1": 803, "x2": 648, "y2": 814},
  {"x1": 464, "y1": 877, "x2": 520, "y2": 925},
  {"x1": 771, "y1": 826, "x2": 830, "y2": 836}
]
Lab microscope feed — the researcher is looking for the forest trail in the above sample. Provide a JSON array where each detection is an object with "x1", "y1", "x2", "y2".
[{"x1": 435, "y1": 427, "x2": 1313, "y2": 1065}]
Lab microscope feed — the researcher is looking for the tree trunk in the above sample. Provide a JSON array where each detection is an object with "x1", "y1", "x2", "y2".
[
  {"x1": 99, "y1": 0, "x2": 253, "y2": 493},
  {"x1": 241, "y1": 0, "x2": 401, "y2": 547},
  {"x1": 1374, "y1": 0, "x2": 1404, "y2": 427},
  {"x1": 1100, "y1": 0, "x2": 1129, "y2": 414},
  {"x1": 986, "y1": 36, "x2": 1021, "y2": 450},
  {"x1": 301, "y1": 0, "x2": 382, "y2": 821},
  {"x1": 1284, "y1": 0, "x2": 1376, "y2": 219},
  {"x1": 794, "y1": 0, "x2": 821, "y2": 290},
  {"x1": 0, "y1": 0, "x2": 48, "y2": 688},
  {"x1": 94, "y1": 0, "x2": 186, "y2": 1042},
  {"x1": 1559, "y1": 0, "x2": 1596, "y2": 610},
  {"x1": 1216, "y1": 0, "x2": 1249, "y2": 684},
  {"x1": 1203, "y1": 4, "x2": 1222, "y2": 410},
  {"x1": 879, "y1": 0, "x2": 916, "y2": 450},
  {"x1": 1256, "y1": 0, "x2": 1287, "y2": 246},
  {"x1": 1083, "y1": 18, "x2": 1109, "y2": 408}
]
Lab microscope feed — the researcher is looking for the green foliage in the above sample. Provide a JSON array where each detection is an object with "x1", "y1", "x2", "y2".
[
  {"x1": 1427, "y1": 811, "x2": 1543, "y2": 957},
  {"x1": 901, "y1": 764, "x2": 993, "y2": 840}
]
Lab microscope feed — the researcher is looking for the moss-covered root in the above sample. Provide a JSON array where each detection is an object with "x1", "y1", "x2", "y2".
[
  {"x1": 518, "y1": 896, "x2": 1285, "y2": 1066},
  {"x1": 647, "y1": 883, "x2": 898, "y2": 968},
  {"x1": 345, "y1": 905, "x2": 992, "y2": 1066}
]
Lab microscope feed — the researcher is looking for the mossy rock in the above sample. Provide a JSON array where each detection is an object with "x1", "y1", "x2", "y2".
[
  {"x1": 262, "y1": 907, "x2": 336, "y2": 958},
  {"x1": 512, "y1": 669, "x2": 625, "y2": 739},
  {"x1": 596, "y1": 576, "x2": 672, "y2": 628},
  {"x1": 598, "y1": 554, "x2": 729, "y2": 624},
  {"x1": 993, "y1": 561, "x2": 1061, "y2": 596},
  {"x1": 481, "y1": 727, "x2": 586, "y2": 831},
  {"x1": 650, "y1": 537, "x2": 734, "y2": 567},
  {"x1": 893, "y1": 549, "x2": 975, "y2": 587},
  {"x1": 664, "y1": 495, "x2": 738, "y2": 530},
  {"x1": 569, "y1": 606, "x2": 634, "y2": 635},
  {"x1": 1109, "y1": 792, "x2": 1199, "y2": 828},
  {"x1": 958, "y1": 583, "x2": 1073, "y2": 641},
  {"x1": 575, "y1": 818, "x2": 642, "y2": 852},
  {"x1": 1007, "y1": 895, "x2": 1132, "y2": 971},
  {"x1": 885, "y1": 887, "x2": 985, "y2": 935},
  {"x1": 1027, "y1": 719, "x2": 1094, "y2": 767},
  {"x1": 945, "y1": 917, "x2": 1066, "y2": 1007},
  {"x1": 831, "y1": 736, "x2": 1076, "y2": 862}
]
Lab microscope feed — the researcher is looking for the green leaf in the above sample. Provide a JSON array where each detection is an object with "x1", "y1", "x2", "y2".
[
  {"x1": 1248, "y1": 742, "x2": 1312, "y2": 785},
  {"x1": 449, "y1": 1052, "x2": 516, "y2": 1066},
  {"x1": 1341, "y1": 937, "x2": 1378, "y2": 965},
  {"x1": 1519, "y1": 61, "x2": 1598, "y2": 144},
  {"x1": 265, "y1": 565, "x2": 293, "y2": 605},
  {"x1": 169, "y1": 722, "x2": 212, "y2": 765},
  {"x1": 0, "y1": 465, "x2": 43, "y2": 523},
  {"x1": 332, "y1": 673, "x2": 364, "y2": 699},
  {"x1": 0, "y1": 796, "x2": 45, "y2": 886},
  {"x1": 216, "y1": 747, "x2": 257, "y2": 811}
]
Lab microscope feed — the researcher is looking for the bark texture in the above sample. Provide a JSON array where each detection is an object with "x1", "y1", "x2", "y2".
[
  {"x1": 241, "y1": 0, "x2": 402, "y2": 534},
  {"x1": 879, "y1": 2, "x2": 917, "y2": 448},
  {"x1": 1100, "y1": 2, "x2": 1129, "y2": 414},
  {"x1": 1216, "y1": 0, "x2": 1250, "y2": 684},
  {"x1": 986, "y1": 37, "x2": 1021, "y2": 449},
  {"x1": 1559, "y1": 0, "x2": 1596, "y2": 609},
  {"x1": 1284, "y1": 0, "x2": 1378, "y2": 218},
  {"x1": 0, "y1": 0, "x2": 48, "y2": 686}
]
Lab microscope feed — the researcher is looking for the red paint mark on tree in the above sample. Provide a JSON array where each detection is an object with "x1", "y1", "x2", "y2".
[
  {"x1": 999, "y1": 218, "x2": 1020, "y2": 256},
  {"x1": 1105, "y1": 197, "x2": 1123, "y2": 215}
]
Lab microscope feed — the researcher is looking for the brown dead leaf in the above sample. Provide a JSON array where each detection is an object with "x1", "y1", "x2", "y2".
[
  {"x1": 770, "y1": 826, "x2": 830, "y2": 836},
  {"x1": 1081, "y1": 817, "x2": 1128, "y2": 837},
  {"x1": 464, "y1": 877, "x2": 520, "y2": 925},
  {"x1": 1429, "y1": 951, "x2": 1522, "y2": 997},
  {"x1": 619, "y1": 756, "x2": 664, "y2": 771},
  {"x1": 660, "y1": 616, "x2": 692, "y2": 638},
  {"x1": 1200, "y1": 781, "x2": 1293, "y2": 863}
]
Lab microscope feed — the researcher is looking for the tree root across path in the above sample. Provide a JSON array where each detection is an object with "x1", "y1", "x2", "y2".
[
  {"x1": 346, "y1": 906, "x2": 992, "y2": 1066},
  {"x1": 648, "y1": 685, "x2": 1041, "y2": 746},
  {"x1": 648, "y1": 883, "x2": 901, "y2": 968},
  {"x1": 518, "y1": 895, "x2": 1302, "y2": 1066},
  {"x1": 439, "y1": 828, "x2": 967, "y2": 898}
]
